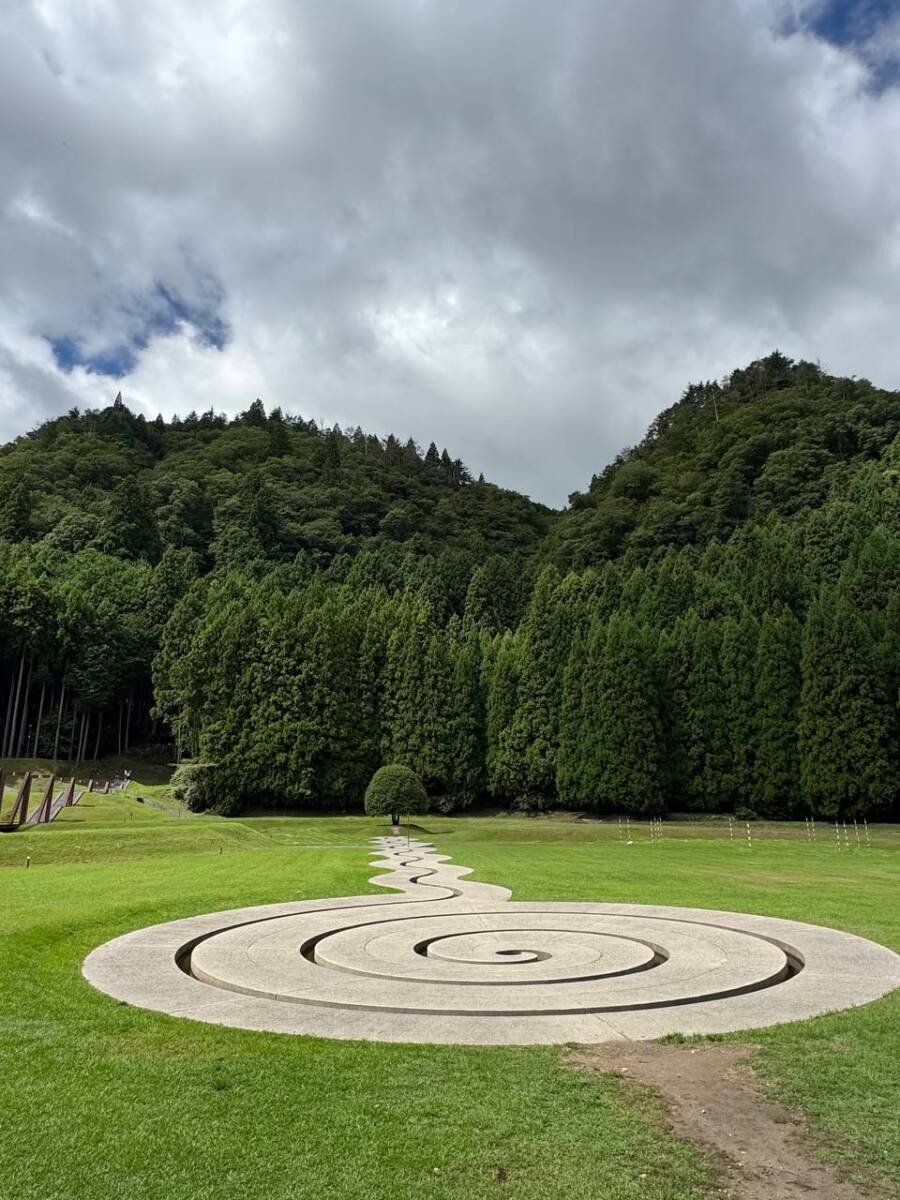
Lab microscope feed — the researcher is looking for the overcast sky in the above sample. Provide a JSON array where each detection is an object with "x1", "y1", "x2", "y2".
[{"x1": 2, "y1": 1, "x2": 899, "y2": 505}]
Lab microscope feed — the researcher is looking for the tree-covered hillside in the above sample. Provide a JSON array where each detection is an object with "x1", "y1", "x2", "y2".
[
  {"x1": 546, "y1": 352, "x2": 900, "y2": 566},
  {"x1": 0, "y1": 399, "x2": 547, "y2": 766},
  {"x1": 0, "y1": 397, "x2": 550, "y2": 567},
  {"x1": 1, "y1": 355, "x2": 898, "y2": 821}
]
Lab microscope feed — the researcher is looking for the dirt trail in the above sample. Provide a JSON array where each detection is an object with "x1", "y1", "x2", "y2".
[{"x1": 570, "y1": 1042, "x2": 878, "y2": 1200}]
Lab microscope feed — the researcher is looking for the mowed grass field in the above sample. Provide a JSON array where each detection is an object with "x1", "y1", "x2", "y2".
[{"x1": 1, "y1": 770, "x2": 899, "y2": 1200}]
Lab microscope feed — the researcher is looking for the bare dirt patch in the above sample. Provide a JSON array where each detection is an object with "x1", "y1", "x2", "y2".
[{"x1": 570, "y1": 1042, "x2": 876, "y2": 1200}]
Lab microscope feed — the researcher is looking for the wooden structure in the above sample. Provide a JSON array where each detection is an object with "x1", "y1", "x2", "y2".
[
  {"x1": 33, "y1": 774, "x2": 56, "y2": 824},
  {"x1": 7, "y1": 772, "x2": 32, "y2": 826}
]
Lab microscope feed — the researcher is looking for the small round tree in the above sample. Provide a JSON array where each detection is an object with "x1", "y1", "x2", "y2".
[{"x1": 364, "y1": 764, "x2": 428, "y2": 830}]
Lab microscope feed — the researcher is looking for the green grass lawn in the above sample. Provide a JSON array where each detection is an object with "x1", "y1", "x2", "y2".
[
  {"x1": 2, "y1": 780, "x2": 898, "y2": 1199},
  {"x1": 431, "y1": 818, "x2": 900, "y2": 1192}
]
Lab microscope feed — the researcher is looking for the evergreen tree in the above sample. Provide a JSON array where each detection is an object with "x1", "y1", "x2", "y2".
[
  {"x1": 720, "y1": 609, "x2": 759, "y2": 811},
  {"x1": 268, "y1": 408, "x2": 291, "y2": 456},
  {"x1": 442, "y1": 625, "x2": 485, "y2": 808},
  {"x1": 503, "y1": 565, "x2": 569, "y2": 803},
  {"x1": 670, "y1": 612, "x2": 730, "y2": 810},
  {"x1": 463, "y1": 557, "x2": 526, "y2": 634},
  {"x1": 96, "y1": 479, "x2": 161, "y2": 563},
  {"x1": 0, "y1": 482, "x2": 32, "y2": 541},
  {"x1": 484, "y1": 631, "x2": 520, "y2": 800},
  {"x1": 580, "y1": 614, "x2": 664, "y2": 814},
  {"x1": 556, "y1": 629, "x2": 588, "y2": 807},
  {"x1": 754, "y1": 610, "x2": 802, "y2": 817},
  {"x1": 243, "y1": 398, "x2": 268, "y2": 427},
  {"x1": 799, "y1": 588, "x2": 895, "y2": 817}
]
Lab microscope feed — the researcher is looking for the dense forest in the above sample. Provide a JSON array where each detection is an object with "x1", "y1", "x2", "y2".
[{"x1": 1, "y1": 352, "x2": 898, "y2": 819}]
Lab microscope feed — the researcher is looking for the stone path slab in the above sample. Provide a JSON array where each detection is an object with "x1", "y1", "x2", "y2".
[{"x1": 82, "y1": 837, "x2": 900, "y2": 1045}]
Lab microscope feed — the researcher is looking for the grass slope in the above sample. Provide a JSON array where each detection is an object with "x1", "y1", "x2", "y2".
[
  {"x1": 2, "y1": 810, "x2": 715, "y2": 1200},
  {"x1": 1, "y1": 798, "x2": 898, "y2": 1199},
  {"x1": 430, "y1": 817, "x2": 900, "y2": 1194}
]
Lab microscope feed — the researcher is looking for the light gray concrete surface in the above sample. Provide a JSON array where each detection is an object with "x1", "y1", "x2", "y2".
[{"x1": 82, "y1": 837, "x2": 900, "y2": 1045}]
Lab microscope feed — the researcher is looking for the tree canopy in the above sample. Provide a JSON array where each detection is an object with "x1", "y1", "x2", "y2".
[
  {"x1": 364, "y1": 765, "x2": 428, "y2": 825},
  {"x1": 1, "y1": 354, "x2": 898, "y2": 823}
]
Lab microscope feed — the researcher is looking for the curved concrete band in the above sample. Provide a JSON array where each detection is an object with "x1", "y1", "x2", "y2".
[{"x1": 82, "y1": 837, "x2": 900, "y2": 1045}]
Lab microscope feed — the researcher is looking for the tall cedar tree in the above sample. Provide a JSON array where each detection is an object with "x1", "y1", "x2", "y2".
[
  {"x1": 799, "y1": 587, "x2": 895, "y2": 817},
  {"x1": 503, "y1": 565, "x2": 569, "y2": 801},
  {"x1": 483, "y1": 632, "x2": 521, "y2": 800},
  {"x1": 754, "y1": 610, "x2": 802, "y2": 817},
  {"x1": 579, "y1": 614, "x2": 664, "y2": 814},
  {"x1": 670, "y1": 612, "x2": 731, "y2": 810},
  {"x1": 720, "y1": 609, "x2": 759, "y2": 812},
  {"x1": 556, "y1": 628, "x2": 588, "y2": 808}
]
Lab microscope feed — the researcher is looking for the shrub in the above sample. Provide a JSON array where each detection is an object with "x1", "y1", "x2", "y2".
[
  {"x1": 364, "y1": 765, "x2": 428, "y2": 827},
  {"x1": 429, "y1": 790, "x2": 474, "y2": 815},
  {"x1": 511, "y1": 791, "x2": 553, "y2": 815},
  {"x1": 170, "y1": 762, "x2": 222, "y2": 813}
]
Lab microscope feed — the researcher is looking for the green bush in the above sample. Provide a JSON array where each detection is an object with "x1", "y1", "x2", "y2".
[
  {"x1": 429, "y1": 792, "x2": 472, "y2": 815},
  {"x1": 364, "y1": 765, "x2": 428, "y2": 826},
  {"x1": 511, "y1": 791, "x2": 554, "y2": 815},
  {"x1": 169, "y1": 763, "x2": 225, "y2": 813}
]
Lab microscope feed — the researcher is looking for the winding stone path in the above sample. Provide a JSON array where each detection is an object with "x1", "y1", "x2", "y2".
[{"x1": 83, "y1": 837, "x2": 900, "y2": 1045}]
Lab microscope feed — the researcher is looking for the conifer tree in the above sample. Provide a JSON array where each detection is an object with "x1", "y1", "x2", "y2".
[
  {"x1": 556, "y1": 629, "x2": 588, "y2": 807},
  {"x1": 268, "y1": 408, "x2": 291, "y2": 456},
  {"x1": 503, "y1": 565, "x2": 569, "y2": 802},
  {"x1": 579, "y1": 613, "x2": 664, "y2": 814},
  {"x1": 484, "y1": 631, "x2": 520, "y2": 800},
  {"x1": 754, "y1": 610, "x2": 802, "y2": 817},
  {"x1": 670, "y1": 612, "x2": 730, "y2": 810},
  {"x1": 463, "y1": 558, "x2": 526, "y2": 634},
  {"x1": 96, "y1": 479, "x2": 161, "y2": 563},
  {"x1": 799, "y1": 587, "x2": 895, "y2": 817},
  {"x1": 382, "y1": 598, "x2": 431, "y2": 770},
  {"x1": 720, "y1": 608, "x2": 759, "y2": 811},
  {"x1": 443, "y1": 625, "x2": 485, "y2": 808},
  {"x1": 0, "y1": 482, "x2": 32, "y2": 542}
]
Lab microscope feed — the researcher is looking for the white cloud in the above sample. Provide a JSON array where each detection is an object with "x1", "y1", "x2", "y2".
[{"x1": 1, "y1": 0, "x2": 900, "y2": 503}]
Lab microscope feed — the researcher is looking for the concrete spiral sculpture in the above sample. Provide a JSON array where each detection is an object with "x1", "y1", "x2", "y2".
[{"x1": 83, "y1": 838, "x2": 900, "y2": 1045}]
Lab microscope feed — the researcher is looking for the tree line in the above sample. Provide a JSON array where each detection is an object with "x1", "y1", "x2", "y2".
[
  {"x1": 1, "y1": 355, "x2": 898, "y2": 818},
  {"x1": 154, "y1": 430, "x2": 900, "y2": 818}
]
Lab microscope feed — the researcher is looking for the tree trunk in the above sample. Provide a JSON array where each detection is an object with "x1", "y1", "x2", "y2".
[
  {"x1": 53, "y1": 681, "x2": 66, "y2": 762},
  {"x1": 78, "y1": 710, "x2": 89, "y2": 766},
  {"x1": 15, "y1": 658, "x2": 33, "y2": 758},
  {"x1": 31, "y1": 680, "x2": 46, "y2": 759},
  {"x1": 93, "y1": 712, "x2": 103, "y2": 761},
  {"x1": 117, "y1": 698, "x2": 123, "y2": 756},
  {"x1": 125, "y1": 689, "x2": 133, "y2": 751},
  {"x1": 6, "y1": 651, "x2": 26, "y2": 759},
  {"x1": 2, "y1": 664, "x2": 18, "y2": 757},
  {"x1": 1, "y1": 672, "x2": 14, "y2": 753},
  {"x1": 68, "y1": 705, "x2": 78, "y2": 761}
]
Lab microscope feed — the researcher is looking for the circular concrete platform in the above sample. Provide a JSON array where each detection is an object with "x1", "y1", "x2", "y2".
[{"x1": 82, "y1": 838, "x2": 900, "y2": 1045}]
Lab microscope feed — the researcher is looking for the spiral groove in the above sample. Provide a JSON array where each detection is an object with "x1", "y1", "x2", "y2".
[{"x1": 83, "y1": 837, "x2": 900, "y2": 1044}]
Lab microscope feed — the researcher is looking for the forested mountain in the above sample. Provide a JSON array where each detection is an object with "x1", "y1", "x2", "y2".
[
  {"x1": 0, "y1": 398, "x2": 546, "y2": 765},
  {"x1": 1, "y1": 354, "x2": 899, "y2": 821},
  {"x1": 0, "y1": 397, "x2": 550, "y2": 565},
  {"x1": 546, "y1": 352, "x2": 900, "y2": 566}
]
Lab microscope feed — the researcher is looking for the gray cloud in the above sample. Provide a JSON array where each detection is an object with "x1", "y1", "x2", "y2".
[{"x1": 1, "y1": 0, "x2": 900, "y2": 504}]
